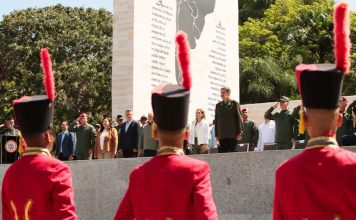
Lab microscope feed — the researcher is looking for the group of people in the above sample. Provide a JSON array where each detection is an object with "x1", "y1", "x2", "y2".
[
  {"x1": 54, "y1": 111, "x2": 157, "y2": 160},
  {"x1": 1, "y1": 90, "x2": 355, "y2": 163},
  {"x1": 264, "y1": 95, "x2": 356, "y2": 150},
  {"x1": 2, "y1": 4, "x2": 356, "y2": 219},
  {"x1": 52, "y1": 85, "x2": 355, "y2": 162}
]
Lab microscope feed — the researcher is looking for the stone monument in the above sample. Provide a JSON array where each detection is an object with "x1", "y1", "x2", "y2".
[{"x1": 112, "y1": 0, "x2": 239, "y2": 122}]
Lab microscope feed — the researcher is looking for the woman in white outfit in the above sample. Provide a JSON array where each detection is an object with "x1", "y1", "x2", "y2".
[
  {"x1": 189, "y1": 108, "x2": 209, "y2": 154},
  {"x1": 94, "y1": 117, "x2": 118, "y2": 159}
]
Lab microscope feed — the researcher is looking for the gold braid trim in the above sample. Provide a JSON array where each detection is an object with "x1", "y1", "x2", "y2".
[
  {"x1": 305, "y1": 137, "x2": 338, "y2": 150},
  {"x1": 22, "y1": 147, "x2": 51, "y2": 156},
  {"x1": 157, "y1": 146, "x2": 185, "y2": 156}
]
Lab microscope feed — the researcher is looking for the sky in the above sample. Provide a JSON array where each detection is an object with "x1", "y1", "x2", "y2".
[
  {"x1": 0, "y1": 0, "x2": 356, "y2": 20},
  {"x1": 0, "y1": 0, "x2": 355, "y2": 19},
  {"x1": 0, "y1": 0, "x2": 113, "y2": 19}
]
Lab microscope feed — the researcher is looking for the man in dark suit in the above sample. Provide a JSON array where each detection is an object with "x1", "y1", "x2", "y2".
[
  {"x1": 119, "y1": 110, "x2": 140, "y2": 158},
  {"x1": 56, "y1": 120, "x2": 76, "y2": 161},
  {"x1": 214, "y1": 86, "x2": 243, "y2": 153}
]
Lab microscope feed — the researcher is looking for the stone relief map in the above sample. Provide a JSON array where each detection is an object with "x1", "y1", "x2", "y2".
[{"x1": 175, "y1": 0, "x2": 216, "y2": 83}]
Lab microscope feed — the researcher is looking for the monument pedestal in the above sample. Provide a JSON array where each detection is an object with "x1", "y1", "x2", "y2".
[{"x1": 112, "y1": 0, "x2": 239, "y2": 123}]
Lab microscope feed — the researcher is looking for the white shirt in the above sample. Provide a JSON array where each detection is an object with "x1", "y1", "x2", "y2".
[
  {"x1": 59, "y1": 131, "x2": 68, "y2": 153},
  {"x1": 256, "y1": 121, "x2": 276, "y2": 151},
  {"x1": 189, "y1": 119, "x2": 209, "y2": 145},
  {"x1": 208, "y1": 126, "x2": 217, "y2": 149},
  {"x1": 100, "y1": 129, "x2": 107, "y2": 151},
  {"x1": 125, "y1": 120, "x2": 132, "y2": 132},
  {"x1": 60, "y1": 131, "x2": 68, "y2": 145}
]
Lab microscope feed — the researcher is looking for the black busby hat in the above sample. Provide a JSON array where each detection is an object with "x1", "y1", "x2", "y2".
[
  {"x1": 296, "y1": 64, "x2": 344, "y2": 109},
  {"x1": 295, "y1": 2, "x2": 351, "y2": 109},
  {"x1": 152, "y1": 32, "x2": 191, "y2": 131},
  {"x1": 13, "y1": 49, "x2": 55, "y2": 133}
]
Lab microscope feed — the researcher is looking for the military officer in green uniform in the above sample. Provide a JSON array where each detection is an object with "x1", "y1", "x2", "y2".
[
  {"x1": 0, "y1": 116, "x2": 21, "y2": 137},
  {"x1": 114, "y1": 114, "x2": 124, "y2": 132},
  {"x1": 114, "y1": 114, "x2": 124, "y2": 158},
  {"x1": 71, "y1": 113, "x2": 96, "y2": 160},
  {"x1": 336, "y1": 97, "x2": 356, "y2": 146},
  {"x1": 238, "y1": 108, "x2": 258, "y2": 151},
  {"x1": 0, "y1": 116, "x2": 24, "y2": 155},
  {"x1": 265, "y1": 96, "x2": 297, "y2": 150}
]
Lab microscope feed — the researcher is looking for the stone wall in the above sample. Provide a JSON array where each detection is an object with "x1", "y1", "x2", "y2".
[{"x1": 0, "y1": 147, "x2": 354, "y2": 219}]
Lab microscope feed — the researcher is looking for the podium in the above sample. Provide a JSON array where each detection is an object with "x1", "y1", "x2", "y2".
[
  {"x1": 1, "y1": 135, "x2": 20, "y2": 164},
  {"x1": 235, "y1": 143, "x2": 249, "y2": 152},
  {"x1": 264, "y1": 143, "x2": 277, "y2": 151}
]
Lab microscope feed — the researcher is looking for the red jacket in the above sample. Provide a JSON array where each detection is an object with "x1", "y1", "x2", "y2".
[
  {"x1": 114, "y1": 154, "x2": 217, "y2": 220},
  {"x1": 273, "y1": 146, "x2": 356, "y2": 220},
  {"x1": 2, "y1": 151, "x2": 77, "y2": 220}
]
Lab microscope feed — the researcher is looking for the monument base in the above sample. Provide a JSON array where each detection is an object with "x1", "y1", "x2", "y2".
[{"x1": 1, "y1": 147, "x2": 354, "y2": 219}]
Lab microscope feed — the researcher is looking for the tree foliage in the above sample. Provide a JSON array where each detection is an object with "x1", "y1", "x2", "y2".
[
  {"x1": 239, "y1": 0, "x2": 356, "y2": 104},
  {"x1": 238, "y1": 0, "x2": 276, "y2": 24},
  {"x1": 0, "y1": 5, "x2": 112, "y2": 126}
]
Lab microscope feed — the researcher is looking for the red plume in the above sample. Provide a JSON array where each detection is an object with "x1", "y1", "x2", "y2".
[
  {"x1": 334, "y1": 2, "x2": 351, "y2": 74},
  {"x1": 176, "y1": 31, "x2": 191, "y2": 89},
  {"x1": 40, "y1": 48, "x2": 55, "y2": 101}
]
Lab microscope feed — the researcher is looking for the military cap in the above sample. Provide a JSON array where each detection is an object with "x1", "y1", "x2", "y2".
[
  {"x1": 79, "y1": 113, "x2": 87, "y2": 118},
  {"x1": 279, "y1": 96, "x2": 290, "y2": 103}
]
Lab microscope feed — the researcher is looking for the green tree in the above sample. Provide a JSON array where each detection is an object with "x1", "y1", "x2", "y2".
[
  {"x1": 344, "y1": 12, "x2": 356, "y2": 95},
  {"x1": 239, "y1": 0, "x2": 356, "y2": 103},
  {"x1": 239, "y1": 0, "x2": 275, "y2": 25},
  {"x1": 0, "y1": 5, "x2": 112, "y2": 127},
  {"x1": 240, "y1": 56, "x2": 299, "y2": 104},
  {"x1": 264, "y1": 0, "x2": 334, "y2": 63},
  {"x1": 239, "y1": 19, "x2": 283, "y2": 58}
]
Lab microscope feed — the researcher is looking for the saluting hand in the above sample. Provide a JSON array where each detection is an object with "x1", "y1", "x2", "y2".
[{"x1": 273, "y1": 102, "x2": 279, "y2": 109}]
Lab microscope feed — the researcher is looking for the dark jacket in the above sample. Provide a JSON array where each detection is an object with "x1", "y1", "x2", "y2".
[
  {"x1": 138, "y1": 122, "x2": 159, "y2": 151},
  {"x1": 215, "y1": 100, "x2": 243, "y2": 139},
  {"x1": 56, "y1": 132, "x2": 76, "y2": 157},
  {"x1": 337, "y1": 100, "x2": 356, "y2": 146},
  {"x1": 238, "y1": 120, "x2": 259, "y2": 151},
  {"x1": 120, "y1": 120, "x2": 140, "y2": 151}
]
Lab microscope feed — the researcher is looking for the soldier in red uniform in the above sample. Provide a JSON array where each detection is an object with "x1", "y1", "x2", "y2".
[
  {"x1": 273, "y1": 2, "x2": 356, "y2": 219},
  {"x1": 114, "y1": 32, "x2": 217, "y2": 220},
  {"x1": 2, "y1": 49, "x2": 77, "y2": 220}
]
